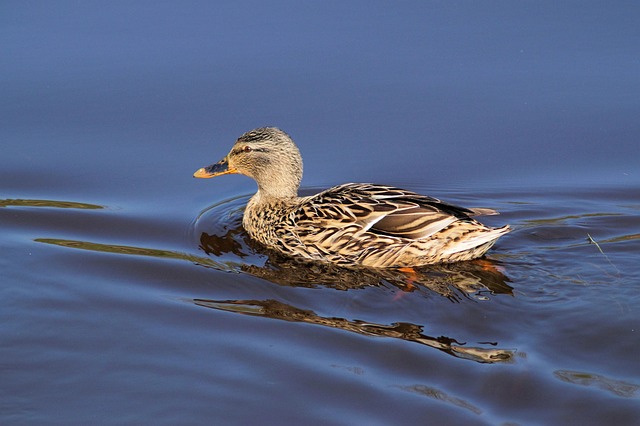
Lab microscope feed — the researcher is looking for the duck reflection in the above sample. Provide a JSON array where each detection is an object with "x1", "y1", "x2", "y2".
[
  {"x1": 199, "y1": 228, "x2": 513, "y2": 301},
  {"x1": 193, "y1": 298, "x2": 515, "y2": 363}
]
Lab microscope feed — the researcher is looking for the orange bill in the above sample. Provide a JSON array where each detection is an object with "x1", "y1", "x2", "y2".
[{"x1": 193, "y1": 157, "x2": 238, "y2": 178}]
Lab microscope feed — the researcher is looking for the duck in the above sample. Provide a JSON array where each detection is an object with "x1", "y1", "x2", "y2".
[{"x1": 194, "y1": 127, "x2": 510, "y2": 268}]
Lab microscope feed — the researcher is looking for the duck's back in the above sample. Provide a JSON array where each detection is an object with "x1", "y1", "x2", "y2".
[{"x1": 246, "y1": 183, "x2": 510, "y2": 267}]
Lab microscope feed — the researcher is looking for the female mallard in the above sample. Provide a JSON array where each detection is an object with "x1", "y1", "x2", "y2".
[{"x1": 194, "y1": 127, "x2": 510, "y2": 267}]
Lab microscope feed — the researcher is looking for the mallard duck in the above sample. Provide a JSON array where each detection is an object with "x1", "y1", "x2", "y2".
[{"x1": 194, "y1": 127, "x2": 510, "y2": 267}]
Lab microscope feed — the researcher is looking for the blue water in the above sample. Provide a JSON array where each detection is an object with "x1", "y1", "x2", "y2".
[{"x1": 2, "y1": 2, "x2": 639, "y2": 425}]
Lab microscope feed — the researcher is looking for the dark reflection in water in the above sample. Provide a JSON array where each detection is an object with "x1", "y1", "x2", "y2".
[
  {"x1": 35, "y1": 237, "x2": 239, "y2": 272},
  {"x1": 554, "y1": 370, "x2": 640, "y2": 399},
  {"x1": 34, "y1": 229, "x2": 517, "y2": 365},
  {"x1": 36, "y1": 238, "x2": 195, "y2": 260},
  {"x1": 193, "y1": 298, "x2": 515, "y2": 364},
  {"x1": 393, "y1": 385, "x2": 483, "y2": 415},
  {"x1": 0, "y1": 198, "x2": 103, "y2": 209}
]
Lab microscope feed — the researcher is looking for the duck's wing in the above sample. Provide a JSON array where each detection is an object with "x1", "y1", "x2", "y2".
[{"x1": 297, "y1": 183, "x2": 480, "y2": 241}]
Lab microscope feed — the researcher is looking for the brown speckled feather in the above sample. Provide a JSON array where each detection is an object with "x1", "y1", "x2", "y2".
[{"x1": 244, "y1": 183, "x2": 510, "y2": 267}]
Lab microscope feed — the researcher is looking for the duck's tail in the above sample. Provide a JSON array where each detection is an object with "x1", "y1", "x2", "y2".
[{"x1": 442, "y1": 225, "x2": 511, "y2": 257}]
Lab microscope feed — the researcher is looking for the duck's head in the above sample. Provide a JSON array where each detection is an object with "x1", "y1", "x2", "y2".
[{"x1": 194, "y1": 127, "x2": 303, "y2": 198}]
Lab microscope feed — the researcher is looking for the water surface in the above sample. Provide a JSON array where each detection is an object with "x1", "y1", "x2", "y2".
[{"x1": 2, "y1": 2, "x2": 639, "y2": 425}]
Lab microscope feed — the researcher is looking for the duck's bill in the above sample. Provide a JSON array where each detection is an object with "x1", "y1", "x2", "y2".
[{"x1": 193, "y1": 158, "x2": 238, "y2": 178}]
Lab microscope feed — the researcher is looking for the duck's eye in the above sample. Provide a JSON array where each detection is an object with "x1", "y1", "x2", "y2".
[{"x1": 242, "y1": 146, "x2": 252, "y2": 153}]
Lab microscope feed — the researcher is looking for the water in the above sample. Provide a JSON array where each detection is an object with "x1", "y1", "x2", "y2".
[{"x1": 2, "y1": 2, "x2": 639, "y2": 425}]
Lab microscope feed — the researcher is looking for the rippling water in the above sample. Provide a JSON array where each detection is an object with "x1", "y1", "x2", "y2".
[
  {"x1": 3, "y1": 182, "x2": 639, "y2": 424},
  {"x1": 2, "y1": 2, "x2": 639, "y2": 425}
]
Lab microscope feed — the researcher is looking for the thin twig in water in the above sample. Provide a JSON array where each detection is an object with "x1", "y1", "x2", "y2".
[
  {"x1": 587, "y1": 233, "x2": 605, "y2": 255},
  {"x1": 587, "y1": 233, "x2": 619, "y2": 277}
]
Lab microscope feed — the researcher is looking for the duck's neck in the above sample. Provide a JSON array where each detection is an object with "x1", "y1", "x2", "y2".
[
  {"x1": 252, "y1": 174, "x2": 300, "y2": 201},
  {"x1": 251, "y1": 185, "x2": 299, "y2": 207}
]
